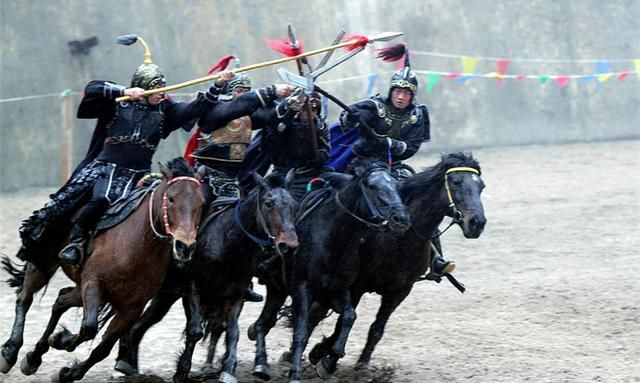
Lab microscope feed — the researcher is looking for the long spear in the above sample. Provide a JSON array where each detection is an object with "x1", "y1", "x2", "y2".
[{"x1": 115, "y1": 31, "x2": 403, "y2": 102}]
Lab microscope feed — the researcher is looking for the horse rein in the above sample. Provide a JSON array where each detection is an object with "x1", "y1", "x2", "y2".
[
  {"x1": 149, "y1": 176, "x2": 202, "y2": 240},
  {"x1": 233, "y1": 189, "x2": 276, "y2": 248},
  {"x1": 413, "y1": 166, "x2": 481, "y2": 240},
  {"x1": 334, "y1": 168, "x2": 402, "y2": 230}
]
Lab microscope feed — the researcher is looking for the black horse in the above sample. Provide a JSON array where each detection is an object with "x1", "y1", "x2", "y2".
[
  {"x1": 113, "y1": 173, "x2": 299, "y2": 383},
  {"x1": 306, "y1": 152, "x2": 487, "y2": 372},
  {"x1": 248, "y1": 159, "x2": 411, "y2": 382}
]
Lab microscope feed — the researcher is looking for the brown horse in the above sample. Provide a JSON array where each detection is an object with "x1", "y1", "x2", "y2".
[{"x1": 11, "y1": 157, "x2": 205, "y2": 383}]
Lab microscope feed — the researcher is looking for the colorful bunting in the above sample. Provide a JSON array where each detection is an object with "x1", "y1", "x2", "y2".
[
  {"x1": 555, "y1": 76, "x2": 570, "y2": 88},
  {"x1": 635, "y1": 59, "x2": 640, "y2": 79},
  {"x1": 426, "y1": 73, "x2": 441, "y2": 94},
  {"x1": 461, "y1": 56, "x2": 479, "y2": 74}
]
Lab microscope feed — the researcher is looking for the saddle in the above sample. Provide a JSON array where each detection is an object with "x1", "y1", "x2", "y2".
[{"x1": 95, "y1": 183, "x2": 157, "y2": 232}]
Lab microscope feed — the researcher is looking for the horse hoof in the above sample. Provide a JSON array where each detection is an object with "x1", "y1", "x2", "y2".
[
  {"x1": 114, "y1": 359, "x2": 135, "y2": 376},
  {"x1": 308, "y1": 344, "x2": 326, "y2": 366},
  {"x1": 315, "y1": 357, "x2": 335, "y2": 380},
  {"x1": 278, "y1": 351, "x2": 293, "y2": 364},
  {"x1": 0, "y1": 353, "x2": 14, "y2": 374},
  {"x1": 218, "y1": 371, "x2": 237, "y2": 383},
  {"x1": 200, "y1": 363, "x2": 216, "y2": 375},
  {"x1": 253, "y1": 363, "x2": 270, "y2": 381},
  {"x1": 247, "y1": 323, "x2": 257, "y2": 341},
  {"x1": 354, "y1": 361, "x2": 370, "y2": 371},
  {"x1": 20, "y1": 353, "x2": 40, "y2": 375}
]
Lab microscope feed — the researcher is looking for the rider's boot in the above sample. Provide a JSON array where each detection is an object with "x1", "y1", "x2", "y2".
[
  {"x1": 58, "y1": 224, "x2": 89, "y2": 265},
  {"x1": 244, "y1": 282, "x2": 264, "y2": 303},
  {"x1": 422, "y1": 237, "x2": 455, "y2": 281}
]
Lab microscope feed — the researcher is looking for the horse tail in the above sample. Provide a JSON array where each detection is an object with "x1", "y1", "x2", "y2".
[{"x1": 1, "y1": 255, "x2": 26, "y2": 295}]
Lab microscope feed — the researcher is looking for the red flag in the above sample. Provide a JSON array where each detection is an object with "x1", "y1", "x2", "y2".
[{"x1": 183, "y1": 126, "x2": 201, "y2": 166}]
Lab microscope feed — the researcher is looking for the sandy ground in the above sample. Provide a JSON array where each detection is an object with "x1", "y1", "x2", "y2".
[{"x1": 1, "y1": 140, "x2": 639, "y2": 383}]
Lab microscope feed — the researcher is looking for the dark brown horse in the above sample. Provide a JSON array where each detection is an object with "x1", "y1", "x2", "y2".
[
  {"x1": 307, "y1": 152, "x2": 487, "y2": 374},
  {"x1": 4, "y1": 157, "x2": 205, "y2": 383}
]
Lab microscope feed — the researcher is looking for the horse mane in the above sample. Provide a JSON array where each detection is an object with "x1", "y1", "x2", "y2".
[
  {"x1": 164, "y1": 157, "x2": 195, "y2": 178},
  {"x1": 400, "y1": 152, "x2": 481, "y2": 202}
]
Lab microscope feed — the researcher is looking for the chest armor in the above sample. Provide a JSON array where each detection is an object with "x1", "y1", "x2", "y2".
[
  {"x1": 107, "y1": 103, "x2": 164, "y2": 150},
  {"x1": 370, "y1": 99, "x2": 421, "y2": 139},
  {"x1": 198, "y1": 116, "x2": 252, "y2": 160}
]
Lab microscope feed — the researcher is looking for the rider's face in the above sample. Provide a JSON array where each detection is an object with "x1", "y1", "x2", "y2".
[
  {"x1": 145, "y1": 83, "x2": 166, "y2": 105},
  {"x1": 390, "y1": 88, "x2": 412, "y2": 109}
]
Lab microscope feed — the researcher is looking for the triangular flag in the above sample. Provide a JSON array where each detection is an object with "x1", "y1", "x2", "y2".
[
  {"x1": 595, "y1": 60, "x2": 612, "y2": 82},
  {"x1": 539, "y1": 76, "x2": 549, "y2": 85},
  {"x1": 365, "y1": 73, "x2": 379, "y2": 96},
  {"x1": 579, "y1": 74, "x2": 596, "y2": 84},
  {"x1": 446, "y1": 73, "x2": 462, "y2": 79},
  {"x1": 516, "y1": 74, "x2": 526, "y2": 81},
  {"x1": 461, "y1": 56, "x2": 479, "y2": 74},
  {"x1": 495, "y1": 59, "x2": 510, "y2": 86},
  {"x1": 598, "y1": 73, "x2": 612, "y2": 82},
  {"x1": 634, "y1": 59, "x2": 640, "y2": 80},
  {"x1": 555, "y1": 76, "x2": 570, "y2": 88},
  {"x1": 617, "y1": 72, "x2": 630, "y2": 80},
  {"x1": 427, "y1": 73, "x2": 441, "y2": 94}
]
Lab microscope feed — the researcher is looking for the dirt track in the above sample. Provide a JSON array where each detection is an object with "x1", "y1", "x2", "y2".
[{"x1": 1, "y1": 140, "x2": 639, "y2": 383}]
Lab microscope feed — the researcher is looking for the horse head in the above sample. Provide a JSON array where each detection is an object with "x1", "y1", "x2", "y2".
[
  {"x1": 253, "y1": 172, "x2": 299, "y2": 256},
  {"x1": 439, "y1": 153, "x2": 486, "y2": 238},
  {"x1": 344, "y1": 159, "x2": 411, "y2": 233},
  {"x1": 157, "y1": 158, "x2": 206, "y2": 263}
]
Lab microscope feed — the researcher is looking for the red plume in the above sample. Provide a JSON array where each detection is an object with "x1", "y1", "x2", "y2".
[
  {"x1": 183, "y1": 126, "x2": 201, "y2": 166},
  {"x1": 341, "y1": 34, "x2": 370, "y2": 51},
  {"x1": 376, "y1": 43, "x2": 407, "y2": 62},
  {"x1": 207, "y1": 54, "x2": 235, "y2": 75},
  {"x1": 266, "y1": 38, "x2": 304, "y2": 57}
]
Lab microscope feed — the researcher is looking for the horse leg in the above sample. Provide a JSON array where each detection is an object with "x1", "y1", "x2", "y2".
[
  {"x1": 49, "y1": 279, "x2": 103, "y2": 352},
  {"x1": 20, "y1": 286, "x2": 82, "y2": 375},
  {"x1": 52, "y1": 307, "x2": 143, "y2": 383},
  {"x1": 114, "y1": 288, "x2": 180, "y2": 375},
  {"x1": 217, "y1": 299, "x2": 243, "y2": 383},
  {"x1": 282, "y1": 301, "x2": 330, "y2": 365},
  {"x1": 201, "y1": 318, "x2": 224, "y2": 374},
  {"x1": 315, "y1": 292, "x2": 358, "y2": 379},
  {"x1": 309, "y1": 291, "x2": 364, "y2": 365},
  {"x1": 1, "y1": 260, "x2": 57, "y2": 374},
  {"x1": 250, "y1": 285, "x2": 288, "y2": 381},
  {"x1": 357, "y1": 290, "x2": 410, "y2": 368},
  {"x1": 288, "y1": 281, "x2": 311, "y2": 383},
  {"x1": 173, "y1": 281, "x2": 204, "y2": 383}
]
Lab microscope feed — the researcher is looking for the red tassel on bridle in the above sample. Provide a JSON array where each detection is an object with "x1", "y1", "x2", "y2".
[{"x1": 206, "y1": 54, "x2": 235, "y2": 74}]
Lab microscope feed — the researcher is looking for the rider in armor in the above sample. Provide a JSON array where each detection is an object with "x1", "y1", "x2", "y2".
[
  {"x1": 260, "y1": 89, "x2": 331, "y2": 201},
  {"x1": 18, "y1": 35, "x2": 225, "y2": 266},
  {"x1": 339, "y1": 44, "x2": 455, "y2": 281},
  {"x1": 183, "y1": 61, "x2": 295, "y2": 302}
]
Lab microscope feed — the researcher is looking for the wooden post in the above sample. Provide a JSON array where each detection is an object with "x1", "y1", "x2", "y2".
[{"x1": 60, "y1": 92, "x2": 73, "y2": 184}]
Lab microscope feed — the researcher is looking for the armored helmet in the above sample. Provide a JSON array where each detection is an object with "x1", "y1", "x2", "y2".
[
  {"x1": 117, "y1": 34, "x2": 166, "y2": 90},
  {"x1": 377, "y1": 43, "x2": 418, "y2": 97}
]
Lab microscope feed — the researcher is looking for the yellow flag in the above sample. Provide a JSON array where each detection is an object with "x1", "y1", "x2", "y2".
[
  {"x1": 462, "y1": 56, "x2": 479, "y2": 74},
  {"x1": 598, "y1": 73, "x2": 612, "y2": 82},
  {"x1": 635, "y1": 59, "x2": 640, "y2": 79}
]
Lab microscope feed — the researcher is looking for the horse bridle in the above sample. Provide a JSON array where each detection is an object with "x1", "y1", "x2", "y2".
[
  {"x1": 149, "y1": 176, "x2": 202, "y2": 240},
  {"x1": 414, "y1": 166, "x2": 481, "y2": 240},
  {"x1": 334, "y1": 167, "x2": 404, "y2": 230},
  {"x1": 233, "y1": 188, "x2": 278, "y2": 249}
]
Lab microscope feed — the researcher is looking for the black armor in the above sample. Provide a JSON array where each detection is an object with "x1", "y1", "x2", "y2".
[
  {"x1": 339, "y1": 94, "x2": 430, "y2": 169},
  {"x1": 19, "y1": 80, "x2": 218, "y2": 262}
]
